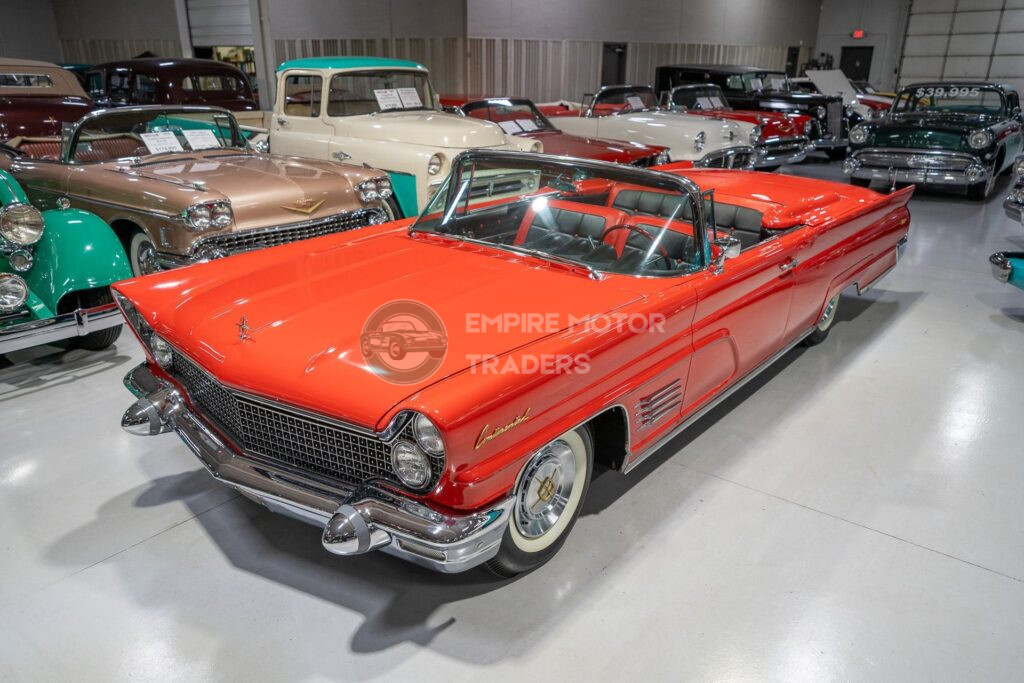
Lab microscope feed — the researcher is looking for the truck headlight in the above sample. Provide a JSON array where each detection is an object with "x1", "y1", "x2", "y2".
[
  {"x1": 694, "y1": 131, "x2": 706, "y2": 152},
  {"x1": 412, "y1": 413, "x2": 445, "y2": 456},
  {"x1": 391, "y1": 440, "x2": 432, "y2": 489},
  {"x1": 968, "y1": 130, "x2": 993, "y2": 150},
  {"x1": 0, "y1": 273, "x2": 29, "y2": 312},
  {"x1": 849, "y1": 125, "x2": 869, "y2": 145},
  {"x1": 184, "y1": 202, "x2": 232, "y2": 231},
  {"x1": 427, "y1": 153, "x2": 444, "y2": 175},
  {"x1": 0, "y1": 203, "x2": 44, "y2": 246}
]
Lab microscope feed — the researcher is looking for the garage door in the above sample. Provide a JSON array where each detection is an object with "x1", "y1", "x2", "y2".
[
  {"x1": 899, "y1": 0, "x2": 1024, "y2": 92},
  {"x1": 186, "y1": 0, "x2": 253, "y2": 47}
]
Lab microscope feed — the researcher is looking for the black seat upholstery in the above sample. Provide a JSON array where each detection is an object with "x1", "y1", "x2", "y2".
[
  {"x1": 611, "y1": 188, "x2": 766, "y2": 250},
  {"x1": 617, "y1": 225, "x2": 697, "y2": 272},
  {"x1": 523, "y1": 207, "x2": 610, "y2": 250}
]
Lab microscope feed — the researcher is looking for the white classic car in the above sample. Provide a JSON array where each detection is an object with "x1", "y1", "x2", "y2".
[
  {"x1": 268, "y1": 57, "x2": 536, "y2": 216},
  {"x1": 539, "y1": 85, "x2": 758, "y2": 168}
]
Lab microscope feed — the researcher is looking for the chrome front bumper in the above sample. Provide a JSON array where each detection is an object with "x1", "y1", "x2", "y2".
[
  {"x1": 812, "y1": 137, "x2": 846, "y2": 150},
  {"x1": 846, "y1": 148, "x2": 988, "y2": 186},
  {"x1": 121, "y1": 363, "x2": 513, "y2": 573},
  {"x1": 754, "y1": 137, "x2": 810, "y2": 167},
  {"x1": 0, "y1": 303, "x2": 122, "y2": 354}
]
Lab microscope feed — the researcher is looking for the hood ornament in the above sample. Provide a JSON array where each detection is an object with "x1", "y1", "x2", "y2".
[
  {"x1": 237, "y1": 316, "x2": 254, "y2": 342},
  {"x1": 281, "y1": 197, "x2": 325, "y2": 215}
]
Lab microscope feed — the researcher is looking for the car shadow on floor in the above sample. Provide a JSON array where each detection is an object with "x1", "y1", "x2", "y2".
[
  {"x1": 42, "y1": 287, "x2": 921, "y2": 673},
  {"x1": 0, "y1": 344, "x2": 132, "y2": 402}
]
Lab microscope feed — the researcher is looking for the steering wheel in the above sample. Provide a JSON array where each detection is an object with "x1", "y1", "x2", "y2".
[{"x1": 601, "y1": 223, "x2": 675, "y2": 270}]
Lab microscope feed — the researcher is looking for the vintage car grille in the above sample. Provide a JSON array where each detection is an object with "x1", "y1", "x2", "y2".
[
  {"x1": 168, "y1": 348, "x2": 444, "y2": 489},
  {"x1": 827, "y1": 100, "x2": 843, "y2": 139},
  {"x1": 855, "y1": 150, "x2": 974, "y2": 170},
  {"x1": 763, "y1": 137, "x2": 807, "y2": 155},
  {"x1": 189, "y1": 208, "x2": 385, "y2": 258},
  {"x1": 696, "y1": 147, "x2": 755, "y2": 169}
]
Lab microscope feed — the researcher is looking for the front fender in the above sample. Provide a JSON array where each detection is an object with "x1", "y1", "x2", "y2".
[{"x1": 24, "y1": 208, "x2": 132, "y2": 312}]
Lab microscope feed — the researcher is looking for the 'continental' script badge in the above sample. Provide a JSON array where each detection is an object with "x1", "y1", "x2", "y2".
[
  {"x1": 281, "y1": 197, "x2": 325, "y2": 215},
  {"x1": 475, "y1": 408, "x2": 531, "y2": 450}
]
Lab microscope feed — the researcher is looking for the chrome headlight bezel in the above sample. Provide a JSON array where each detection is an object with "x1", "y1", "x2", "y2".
[
  {"x1": 0, "y1": 203, "x2": 45, "y2": 246},
  {"x1": 357, "y1": 176, "x2": 393, "y2": 203},
  {"x1": 411, "y1": 412, "x2": 445, "y2": 456},
  {"x1": 0, "y1": 272, "x2": 29, "y2": 312},
  {"x1": 391, "y1": 439, "x2": 432, "y2": 490},
  {"x1": 813, "y1": 106, "x2": 827, "y2": 120},
  {"x1": 183, "y1": 201, "x2": 232, "y2": 231},
  {"x1": 849, "y1": 124, "x2": 869, "y2": 145},
  {"x1": 968, "y1": 129, "x2": 993, "y2": 150},
  {"x1": 427, "y1": 153, "x2": 444, "y2": 176}
]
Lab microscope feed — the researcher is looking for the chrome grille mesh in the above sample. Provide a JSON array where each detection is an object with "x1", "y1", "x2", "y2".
[
  {"x1": 191, "y1": 209, "x2": 383, "y2": 257},
  {"x1": 168, "y1": 349, "x2": 443, "y2": 488},
  {"x1": 827, "y1": 100, "x2": 843, "y2": 139},
  {"x1": 697, "y1": 149, "x2": 754, "y2": 169},
  {"x1": 855, "y1": 151, "x2": 973, "y2": 170}
]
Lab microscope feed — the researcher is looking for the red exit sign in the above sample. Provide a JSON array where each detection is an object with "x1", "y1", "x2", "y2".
[{"x1": 852, "y1": 29, "x2": 865, "y2": 39}]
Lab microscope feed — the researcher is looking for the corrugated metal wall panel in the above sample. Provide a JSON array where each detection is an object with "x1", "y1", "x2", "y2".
[
  {"x1": 186, "y1": 0, "x2": 253, "y2": 47},
  {"x1": 60, "y1": 39, "x2": 181, "y2": 63}
]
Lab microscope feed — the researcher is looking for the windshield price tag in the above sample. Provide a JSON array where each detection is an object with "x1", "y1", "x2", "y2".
[
  {"x1": 498, "y1": 120, "x2": 522, "y2": 134},
  {"x1": 709, "y1": 96, "x2": 725, "y2": 108},
  {"x1": 518, "y1": 119, "x2": 538, "y2": 131},
  {"x1": 182, "y1": 129, "x2": 222, "y2": 150},
  {"x1": 626, "y1": 95, "x2": 646, "y2": 110},
  {"x1": 397, "y1": 87, "x2": 423, "y2": 108},
  {"x1": 696, "y1": 96, "x2": 715, "y2": 109},
  {"x1": 140, "y1": 131, "x2": 184, "y2": 154},
  {"x1": 915, "y1": 86, "x2": 981, "y2": 98},
  {"x1": 373, "y1": 89, "x2": 403, "y2": 110}
]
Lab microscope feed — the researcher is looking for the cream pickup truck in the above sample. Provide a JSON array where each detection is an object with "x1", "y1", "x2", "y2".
[{"x1": 264, "y1": 57, "x2": 536, "y2": 217}]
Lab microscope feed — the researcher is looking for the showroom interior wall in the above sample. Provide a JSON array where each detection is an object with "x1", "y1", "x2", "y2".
[
  {"x1": 816, "y1": 0, "x2": 912, "y2": 90},
  {"x1": 466, "y1": 0, "x2": 821, "y2": 101},
  {"x1": 0, "y1": 0, "x2": 62, "y2": 62},
  {"x1": 51, "y1": 0, "x2": 187, "y2": 64}
]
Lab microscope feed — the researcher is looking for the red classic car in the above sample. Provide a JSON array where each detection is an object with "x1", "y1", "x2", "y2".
[
  {"x1": 663, "y1": 84, "x2": 813, "y2": 169},
  {"x1": 117, "y1": 151, "x2": 912, "y2": 576},
  {"x1": 0, "y1": 58, "x2": 96, "y2": 139},
  {"x1": 441, "y1": 95, "x2": 670, "y2": 166}
]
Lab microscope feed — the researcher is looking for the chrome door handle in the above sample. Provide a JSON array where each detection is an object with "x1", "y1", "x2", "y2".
[
  {"x1": 276, "y1": 117, "x2": 289, "y2": 126},
  {"x1": 779, "y1": 258, "x2": 799, "y2": 272}
]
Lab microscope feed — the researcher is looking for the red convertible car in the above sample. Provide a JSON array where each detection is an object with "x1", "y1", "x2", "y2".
[
  {"x1": 663, "y1": 84, "x2": 813, "y2": 169},
  {"x1": 441, "y1": 95, "x2": 670, "y2": 166},
  {"x1": 117, "y1": 151, "x2": 912, "y2": 576}
]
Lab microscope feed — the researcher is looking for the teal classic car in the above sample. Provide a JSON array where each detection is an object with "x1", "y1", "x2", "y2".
[
  {"x1": 844, "y1": 82, "x2": 1023, "y2": 200},
  {"x1": 0, "y1": 169, "x2": 131, "y2": 355}
]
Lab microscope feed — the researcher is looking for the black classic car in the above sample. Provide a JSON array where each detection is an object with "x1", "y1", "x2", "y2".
[
  {"x1": 654, "y1": 64, "x2": 848, "y2": 158},
  {"x1": 844, "y1": 82, "x2": 1023, "y2": 200}
]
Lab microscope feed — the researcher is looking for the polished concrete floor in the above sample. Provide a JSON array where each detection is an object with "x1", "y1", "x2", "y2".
[{"x1": 2, "y1": 157, "x2": 1023, "y2": 681}]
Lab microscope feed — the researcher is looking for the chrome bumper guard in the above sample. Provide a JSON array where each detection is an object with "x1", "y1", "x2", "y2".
[
  {"x1": 990, "y1": 251, "x2": 1021, "y2": 284},
  {"x1": 847, "y1": 148, "x2": 987, "y2": 186},
  {"x1": 121, "y1": 363, "x2": 513, "y2": 573},
  {"x1": 0, "y1": 303, "x2": 122, "y2": 354}
]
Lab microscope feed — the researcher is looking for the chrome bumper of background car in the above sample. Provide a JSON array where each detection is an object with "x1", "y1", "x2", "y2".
[
  {"x1": 120, "y1": 363, "x2": 514, "y2": 573},
  {"x1": 812, "y1": 138, "x2": 846, "y2": 150},
  {"x1": 846, "y1": 148, "x2": 987, "y2": 186},
  {"x1": 0, "y1": 303, "x2": 122, "y2": 354},
  {"x1": 754, "y1": 137, "x2": 810, "y2": 167}
]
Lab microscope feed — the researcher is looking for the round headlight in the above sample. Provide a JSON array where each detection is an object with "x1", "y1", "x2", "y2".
[
  {"x1": 186, "y1": 204, "x2": 212, "y2": 231},
  {"x1": 357, "y1": 179, "x2": 380, "y2": 202},
  {"x1": 849, "y1": 125, "x2": 869, "y2": 145},
  {"x1": 210, "y1": 202, "x2": 232, "y2": 228},
  {"x1": 150, "y1": 334, "x2": 172, "y2": 368},
  {"x1": 0, "y1": 273, "x2": 29, "y2": 312},
  {"x1": 1015, "y1": 158, "x2": 1024, "y2": 181},
  {"x1": 749, "y1": 125, "x2": 762, "y2": 145},
  {"x1": 427, "y1": 153, "x2": 444, "y2": 176},
  {"x1": 968, "y1": 130, "x2": 993, "y2": 150},
  {"x1": 813, "y1": 106, "x2": 826, "y2": 119},
  {"x1": 412, "y1": 413, "x2": 445, "y2": 456},
  {"x1": 0, "y1": 203, "x2": 44, "y2": 246},
  {"x1": 391, "y1": 440, "x2": 431, "y2": 489},
  {"x1": 8, "y1": 249, "x2": 33, "y2": 272}
]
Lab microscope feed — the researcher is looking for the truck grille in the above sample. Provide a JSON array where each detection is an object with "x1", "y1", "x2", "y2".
[
  {"x1": 168, "y1": 348, "x2": 444, "y2": 489},
  {"x1": 189, "y1": 208, "x2": 385, "y2": 257}
]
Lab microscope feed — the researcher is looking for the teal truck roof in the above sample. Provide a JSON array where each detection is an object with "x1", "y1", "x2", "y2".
[{"x1": 276, "y1": 57, "x2": 427, "y2": 72}]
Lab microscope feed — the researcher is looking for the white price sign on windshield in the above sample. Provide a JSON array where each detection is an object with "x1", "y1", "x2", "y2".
[
  {"x1": 373, "y1": 89, "x2": 403, "y2": 110},
  {"x1": 140, "y1": 131, "x2": 184, "y2": 154}
]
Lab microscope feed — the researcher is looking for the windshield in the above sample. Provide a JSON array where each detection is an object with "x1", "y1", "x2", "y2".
[
  {"x1": 590, "y1": 86, "x2": 660, "y2": 116},
  {"x1": 461, "y1": 99, "x2": 554, "y2": 134},
  {"x1": 69, "y1": 109, "x2": 246, "y2": 163},
  {"x1": 727, "y1": 72, "x2": 790, "y2": 93},
  {"x1": 412, "y1": 154, "x2": 707, "y2": 277},
  {"x1": 894, "y1": 85, "x2": 1005, "y2": 116},
  {"x1": 670, "y1": 85, "x2": 730, "y2": 111},
  {"x1": 326, "y1": 69, "x2": 436, "y2": 116}
]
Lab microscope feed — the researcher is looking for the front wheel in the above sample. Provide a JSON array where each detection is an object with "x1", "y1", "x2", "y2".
[
  {"x1": 128, "y1": 230, "x2": 160, "y2": 277},
  {"x1": 485, "y1": 425, "x2": 593, "y2": 578},
  {"x1": 73, "y1": 289, "x2": 122, "y2": 351},
  {"x1": 802, "y1": 294, "x2": 839, "y2": 346}
]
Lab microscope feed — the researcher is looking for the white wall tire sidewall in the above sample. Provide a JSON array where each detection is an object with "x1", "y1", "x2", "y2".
[
  {"x1": 818, "y1": 295, "x2": 839, "y2": 332},
  {"x1": 129, "y1": 231, "x2": 155, "y2": 277},
  {"x1": 509, "y1": 429, "x2": 588, "y2": 554}
]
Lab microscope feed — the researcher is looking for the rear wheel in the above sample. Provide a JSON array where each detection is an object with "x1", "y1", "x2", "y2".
[
  {"x1": 485, "y1": 425, "x2": 593, "y2": 578},
  {"x1": 802, "y1": 294, "x2": 839, "y2": 347},
  {"x1": 73, "y1": 289, "x2": 122, "y2": 351},
  {"x1": 850, "y1": 177, "x2": 871, "y2": 188},
  {"x1": 128, "y1": 230, "x2": 159, "y2": 277}
]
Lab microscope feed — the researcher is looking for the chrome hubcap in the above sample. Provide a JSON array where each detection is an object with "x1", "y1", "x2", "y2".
[
  {"x1": 137, "y1": 242, "x2": 159, "y2": 275},
  {"x1": 818, "y1": 296, "x2": 838, "y2": 330},
  {"x1": 514, "y1": 440, "x2": 576, "y2": 538}
]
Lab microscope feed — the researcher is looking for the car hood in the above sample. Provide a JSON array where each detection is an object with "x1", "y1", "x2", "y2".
[
  {"x1": 120, "y1": 227, "x2": 645, "y2": 429},
  {"x1": 346, "y1": 110, "x2": 512, "y2": 148},
  {"x1": 690, "y1": 109, "x2": 803, "y2": 138},
  {"x1": 122, "y1": 152, "x2": 381, "y2": 229},
  {"x1": 614, "y1": 111, "x2": 753, "y2": 157},
  {"x1": 525, "y1": 129, "x2": 662, "y2": 162},
  {"x1": 868, "y1": 116, "x2": 972, "y2": 150}
]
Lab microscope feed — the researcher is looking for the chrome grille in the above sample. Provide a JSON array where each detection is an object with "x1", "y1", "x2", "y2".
[
  {"x1": 855, "y1": 150, "x2": 973, "y2": 170},
  {"x1": 763, "y1": 137, "x2": 806, "y2": 155},
  {"x1": 168, "y1": 349, "x2": 443, "y2": 489},
  {"x1": 827, "y1": 100, "x2": 843, "y2": 139},
  {"x1": 697, "y1": 148, "x2": 755, "y2": 169},
  {"x1": 190, "y1": 209, "x2": 384, "y2": 257}
]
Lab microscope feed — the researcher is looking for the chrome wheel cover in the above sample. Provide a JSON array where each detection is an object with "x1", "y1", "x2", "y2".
[
  {"x1": 817, "y1": 296, "x2": 839, "y2": 331},
  {"x1": 514, "y1": 439, "x2": 577, "y2": 539},
  {"x1": 137, "y1": 241, "x2": 159, "y2": 275}
]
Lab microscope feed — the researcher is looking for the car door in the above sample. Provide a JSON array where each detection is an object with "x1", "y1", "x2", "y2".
[
  {"x1": 270, "y1": 70, "x2": 332, "y2": 159},
  {"x1": 680, "y1": 227, "x2": 802, "y2": 417}
]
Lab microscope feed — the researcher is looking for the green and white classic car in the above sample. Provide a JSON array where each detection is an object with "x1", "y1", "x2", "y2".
[
  {"x1": 0, "y1": 168, "x2": 131, "y2": 356},
  {"x1": 844, "y1": 82, "x2": 1023, "y2": 200}
]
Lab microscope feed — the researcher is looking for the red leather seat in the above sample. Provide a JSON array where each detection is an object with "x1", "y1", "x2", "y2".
[{"x1": 17, "y1": 141, "x2": 62, "y2": 160}]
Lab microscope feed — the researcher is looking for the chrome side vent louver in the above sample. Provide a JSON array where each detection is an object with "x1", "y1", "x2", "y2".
[{"x1": 637, "y1": 379, "x2": 682, "y2": 427}]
